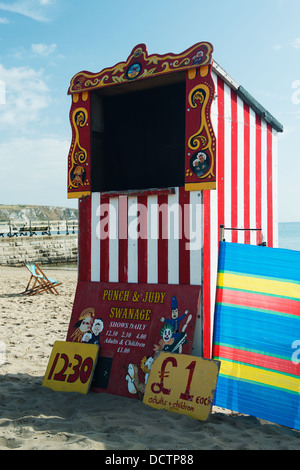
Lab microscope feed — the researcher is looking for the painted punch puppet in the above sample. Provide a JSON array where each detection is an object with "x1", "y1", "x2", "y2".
[{"x1": 71, "y1": 308, "x2": 104, "y2": 345}]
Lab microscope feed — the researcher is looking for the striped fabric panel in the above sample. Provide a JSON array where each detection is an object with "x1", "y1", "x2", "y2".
[
  {"x1": 87, "y1": 187, "x2": 203, "y2": 286},
  {"x1": 212, "y1": 241, "x2": 300, "y2": 430}
]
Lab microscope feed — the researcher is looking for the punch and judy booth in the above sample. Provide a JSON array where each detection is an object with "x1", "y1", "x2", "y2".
[{"x1": 66, "y1": 42, "x2": 283, "y2": 398}]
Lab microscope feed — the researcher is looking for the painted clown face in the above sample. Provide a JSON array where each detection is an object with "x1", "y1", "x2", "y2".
[{"x1": 161, "y1": 324, "x2": 174, "y2": 342}]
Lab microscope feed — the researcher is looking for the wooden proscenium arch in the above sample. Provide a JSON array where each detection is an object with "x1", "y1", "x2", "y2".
[{"x1": 67, "y1": 42, "x2": 216, "y2": 199}]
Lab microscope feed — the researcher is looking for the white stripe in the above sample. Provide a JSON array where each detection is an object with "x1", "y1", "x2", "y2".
[
  {"x1": 189, "y1": 190, "x2": 202, "y2": 285},
  {"x1": 91, "y1": 192, "x2": 100, "y2": 282},
  {"x1": 237, "y1": 96, "x2": 244, "y2": 243},
  {"x1": 109, "y1": 197, "x2": 119, "y2": 282},
  {"x1": 147, "y1": 195, "x2": 158, "y2": 284},
  {"x1": 224, "y1": 82, "x2": 232, "y2": 242},
  {"x1": 128, "y1": 196, "x2": 138, "y2": 283},
  {"x1": 272, "y1": 129, "x2": 278, "y2": 247},
  {"x1": 168, "y1": 189, "x2": 179, "y2": 285},
  {"x1": 249, "y1": 108, "x2": 257, "y2": 246},
  {"x1": 261, "y1": 119, "x2": 268, "y2": 245}
]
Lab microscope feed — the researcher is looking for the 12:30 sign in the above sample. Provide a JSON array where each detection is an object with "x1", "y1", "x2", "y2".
[{"x1": 43, "y1": 341, "x2": 99, "y2": 394}]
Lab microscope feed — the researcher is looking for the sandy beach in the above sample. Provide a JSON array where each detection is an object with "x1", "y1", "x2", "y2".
[{"x1": 0, "y1": 265, "x2": 299, "y2": 451}]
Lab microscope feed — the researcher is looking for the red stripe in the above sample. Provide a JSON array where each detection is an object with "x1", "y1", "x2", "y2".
[
  {"x1": 216, "y1": 288, "x2": 300, "y2": 316},
  {"x1": 244, "y1": 103, "x2": 250, "y2": 244},
  {"x1": 179, "y1": 187, "x2": 190, "y2": 285},
  {"x1": 267, "y1": 124, "x2": 273, "y2": 247},
  {"x1": 231, "y1": 90, "x2": 238, "y2": 242},
  {"x1": 213, "y1": 345, "x2": 300, "y2": 377},
  {"x1": 138, "y1": 195, "x2": 148, "y2": 284},
  {"x1": 255, "y1": 115, "x2": 262, "y2": 244},
  {"x1": 78, "y1": 197, "x2": 91, "y2": 282},
  {"x1": 118, "y1": 196, "x2": 128, "y2": 282},
  {"x1": 202, "y1": 189, "x2": 211, "y2": 358},
  {"x1": 100, "y1": 196, "x2": 109, "y2": 282},
  {"x1": 217, "y1": 76, "x2": 225, "y2": 235},
  {"x1": 157, "y1": 194, "x2": 168, "y2": 284}
]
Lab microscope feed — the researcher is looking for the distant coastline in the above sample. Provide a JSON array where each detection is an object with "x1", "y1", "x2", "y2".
[
  {"x1": 278, "y1": 222, "x2": 300, "y2": 251},
  {"x1": 0, "y1": 205, "x2": 299, "y2": 251}
]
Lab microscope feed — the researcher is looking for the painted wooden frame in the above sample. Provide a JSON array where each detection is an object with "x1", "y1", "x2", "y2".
[{"x1": 67, "y1": 42, "x2": 216, "y2": 198}]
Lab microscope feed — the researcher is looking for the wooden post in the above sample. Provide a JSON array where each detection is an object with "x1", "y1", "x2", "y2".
[{"x1": 219, "y1": 224, "x2": 224, "y2": 242}]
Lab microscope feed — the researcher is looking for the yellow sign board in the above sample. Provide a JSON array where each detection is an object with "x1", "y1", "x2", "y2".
[
  {"x1": 43, "y1": 341, "x2": 99, "y2": 394},
  {"x1": 143, "y1": 352, "x2": 220, "y2": 421}
]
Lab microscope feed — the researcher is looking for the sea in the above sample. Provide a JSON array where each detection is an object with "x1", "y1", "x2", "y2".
[{"x1": 278, "y1": 222, "x2": 300, "y2": 252}]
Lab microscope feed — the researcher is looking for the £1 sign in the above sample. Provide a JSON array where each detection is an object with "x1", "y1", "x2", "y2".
[{"x1": 143, "y1": 352, "x2": 220, "y2": 421}]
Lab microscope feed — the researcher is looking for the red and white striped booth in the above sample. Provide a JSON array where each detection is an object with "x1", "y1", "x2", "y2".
[{"x1": 66, "y1": 43, "x2": 283, "y2": 363}]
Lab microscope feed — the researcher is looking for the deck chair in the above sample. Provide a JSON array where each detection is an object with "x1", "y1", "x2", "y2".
[{"x1": 23, "y1": 263, "x2": 62, "y2": 295}]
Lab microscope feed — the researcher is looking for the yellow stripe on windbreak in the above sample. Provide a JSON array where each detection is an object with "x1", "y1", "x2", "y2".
[
  {"x1": 220, "y1": 360, "x2": 300, "y2": 394},
  {"x1": 217, "y1": 272, "x2": 300, "y2": 300}
]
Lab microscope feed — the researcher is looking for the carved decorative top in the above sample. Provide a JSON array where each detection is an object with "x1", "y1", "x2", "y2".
[{"x1": 68, "y1": 42, "x2": 213, "y2": 94}]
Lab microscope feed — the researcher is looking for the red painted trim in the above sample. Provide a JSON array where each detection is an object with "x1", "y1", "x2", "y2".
[
  {"x1": 213, "y1": 345, "x2": 300, "y2": 377},
  {"x1": 267, "y1": 124, "x2": 273, "y2": 247},
  {"x1": 216, "y1": 288, "x2": 300, "y2": 317},
  {"x1": 202, "y1": 189, "x2": 211, "y2": 358},
  {"x1": 157, "y1": 194, "x2": 169, "y2": 284},
  {"x1": 137, "y1": 195, "x2": 148, "y2": 284},
  {"x1": 244, "y1": 103, "x2": 250, "y2": 244},
  {"x1": 231, "y1": 89, "x2": 238, "y2": 243},
  {"x1": 255, "y1": 115, "x2": 262, "y2": 245},
  {"x1": 179, "y1": 187, "x2": 190, "y2": 285},
  {"x1": 217, "y1": 76, "x2": 225, "y2": 234},
  {"x1": 100, "y1": 196, "x2": 110, "y2": 282},
  {"x1": 78, "y1": 197, "x2": 91, "y2": 281},
  {"x1": 118, "y1": 196, "x2": 128, "y2": 283}
]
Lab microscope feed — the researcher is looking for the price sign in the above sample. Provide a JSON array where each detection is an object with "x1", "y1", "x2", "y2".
[
  {"x1": 43, "y1": 341, "x2": 99, "y2": 394},
  {"x1": 143, "y1": 352, "x2": 220, "y2": 421}
]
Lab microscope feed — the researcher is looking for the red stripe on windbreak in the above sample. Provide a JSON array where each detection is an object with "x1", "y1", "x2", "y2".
[
  {"x1": 217, "y1": 76, "x2": 225, "y2": 235},
  {"x1": 179, "y1": 187, "x2": 190, "y2": 285},
  {"x1": 255, "y1": 115, "x2": 262, "y2": 245},
  {"x1": 118, "y1": 196, "x2": 128, "y2": 283},
  {"x1": 216, "y1": 288, "x2": 300, "y2": 317},
  {"x1": 267, "y1": 124, "x2": 273, "y2": 247},
  {"x1": 213, "y1": 345, "x2": 300, "y2": 377},
  {"x1": 100, "y1": 196, "x2": 109, "y2": 282},
  {"x1": 230, "y1": 90, "x2": 238, "y2": 242},
  {"x1": 244, "y1": 103, "x2": 250, "y2": 244},
  {"x1": 78, "y1": 197, "x2": 91, "y2": 282},
  {"x1": 157, "y1": 194, "x2": 168, "y2": 284},
  {"x1": 202, "y1": 189, "x2": 211, "y2": 358},
  {"x1": 137, "y1": 195, "x2": 148, "y2": 284}
]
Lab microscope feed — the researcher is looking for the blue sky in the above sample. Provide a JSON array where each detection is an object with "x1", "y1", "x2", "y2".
[{"x1": 0, "y1": 0, "x2": 299, "y2": 222}]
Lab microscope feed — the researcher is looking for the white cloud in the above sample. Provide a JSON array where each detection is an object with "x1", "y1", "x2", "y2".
[
  {"x1": 273, "y1": 45, "x2": 282, "y2": 51},
  {"x1": 31, "y1": 43, "x2": 57, "y2": 56},
  {"x1": 0, "y1": 16, "x2": 9, "y2": 23},
  {"x1": 0, "y1": 137, "x2": 70, "y2": 206},
  {"x1": 292, "y1": 37, "x2": 300, "y2": 49},
  {"x1": 0, "y1": 63, "x2": 50, "y2": 130},
  {"x1": 0, "y1": 0, "x2": 53, "y2": 22}
]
